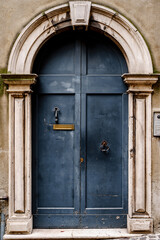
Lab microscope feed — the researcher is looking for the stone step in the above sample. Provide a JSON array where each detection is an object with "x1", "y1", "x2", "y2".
[{"x1": 4, "y1": 229, "x2": 160, "y2": 240}]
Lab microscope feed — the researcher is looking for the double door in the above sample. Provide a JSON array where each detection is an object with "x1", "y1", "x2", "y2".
[{"x1": 32, "y1": 31, "x2": 128, "y2": 228}]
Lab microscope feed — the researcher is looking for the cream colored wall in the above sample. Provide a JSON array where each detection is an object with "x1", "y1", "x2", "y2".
[
  {"x1": 152, "y1": 82, "x2": 160, "y2": 232},
  {"x1": 0, "y1": 0, "x2": 160, "y2": 231},
  {"x1": 1, "y1": 0, "x2": 160, "y2": 71}
]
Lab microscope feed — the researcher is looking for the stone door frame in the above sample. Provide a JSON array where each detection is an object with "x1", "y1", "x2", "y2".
[{"x1": 2, "y1": 1, "x2": 159, "y2": 235}]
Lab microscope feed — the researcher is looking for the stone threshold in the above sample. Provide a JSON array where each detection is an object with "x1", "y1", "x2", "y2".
[{"x1": 3, "y1": 229, "x2": 144, "y2": 239}]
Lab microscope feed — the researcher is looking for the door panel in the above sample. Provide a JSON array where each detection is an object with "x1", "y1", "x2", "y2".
[
  {"x1": 38, "y1": 94, "x2": 75, "y2": 208},
  {"x1": 86, "y1": 36, "x2": 127, "y2": 74},
  {"x1": 32, "y1": 31, "x2": 128, "y2": 228},
  {"x1": 82, "y1": 76, "x2": 127, "y2": 94},
  {"x1": 86, "y1": 94, "x2": 122, "y2": 209},
  {"x1": 37, "y1": 76, "x2": 77, "y2": 94},
  {"x1": 38, "y1": 38, "x2": 76, "y2": 74}
]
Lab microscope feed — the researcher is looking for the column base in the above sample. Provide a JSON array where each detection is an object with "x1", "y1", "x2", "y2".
[
  {"x1": 7, "y1": 217, "x2": 32, "y2": 234},
  {"x1": 127, "y1": 215, "x2": 153, "y2": 233}
]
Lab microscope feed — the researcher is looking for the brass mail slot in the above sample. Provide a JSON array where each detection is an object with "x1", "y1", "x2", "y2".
[{"x1": 53, "y1": 124, "x2": 75, "y2": 130}]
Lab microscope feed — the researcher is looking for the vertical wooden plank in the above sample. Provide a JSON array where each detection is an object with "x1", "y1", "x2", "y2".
[
  {"x1": 80, "y1": 92, "x2": 86, "y2": 214},
  {"x1": 122, "y1": 93, "x2": 128, "y2": 212},
  {"x1": 15, "y1": 98, "x2": 25, "y2": 213},
  {"x1": 73, "y1": 93, "x2": 81, "y2": 213},
  {"x1": 80, "y1": 35, "x2": 87, "y2": 215},
  {"x1": 135, "y1": 98, "x2": 146, "y2": 213}
]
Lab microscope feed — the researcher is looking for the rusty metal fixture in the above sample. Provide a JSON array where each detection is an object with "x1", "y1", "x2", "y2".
[{"x1": 100, "y1": 140, "x2": 110, "y2": 153}]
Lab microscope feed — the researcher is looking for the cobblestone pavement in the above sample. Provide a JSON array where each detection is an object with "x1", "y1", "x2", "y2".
[{"x1": 105, "y1": 235, "x2": 160, "y2": 240}]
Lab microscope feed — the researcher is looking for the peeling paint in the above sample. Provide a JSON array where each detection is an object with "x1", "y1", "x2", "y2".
[
  {"x1": 61, "y1": 81, "x2": 71, "y2": 88},
  {"x1": 51, "y1": 81, "x2": 58, "y2": 87}
]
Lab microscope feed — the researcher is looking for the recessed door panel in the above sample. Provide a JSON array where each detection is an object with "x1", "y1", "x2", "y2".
[
  {"x1": 86, "y1": 94, "x2": 122, "y2": 209},
  {"x1": 36, "y1": 38, "x2": 76, "y2": 74},
  {"x1": 86, "y1": 35, "x2": 128, "y2": 74},
  {"x1": 82, "y1": 76, "x2": 127, "y2": 94},
  {"x1": 38, "y1": 94, "x2": 75, "y2": 208},
  {"x1": 32, "y1": 31, "x2": 128, "y2": 228}
]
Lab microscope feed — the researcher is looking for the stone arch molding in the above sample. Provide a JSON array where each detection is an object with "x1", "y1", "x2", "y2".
[{"x1": 8, "y1": 2, "x2": 153, "y2": 74}]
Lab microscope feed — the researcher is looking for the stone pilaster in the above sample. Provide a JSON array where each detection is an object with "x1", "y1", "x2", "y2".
[
  {"x1": 2, "y1": 74, "x2": 37, "y2": 234},
  {"x1": 122, "y1": 74, "x2": 159, "y2": 233}
]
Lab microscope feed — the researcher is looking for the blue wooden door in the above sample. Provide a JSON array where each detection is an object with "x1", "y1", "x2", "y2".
[{"x1": 32, "y1": 31, "x2": 128, "y2": 228}]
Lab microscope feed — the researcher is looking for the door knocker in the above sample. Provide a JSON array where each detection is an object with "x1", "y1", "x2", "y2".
[
  {"x1": 100, "y1": 140, "x2": 110, "y2": 153},
  {"x1": 54, "y1": 107, "x2": 60, "y2": 124}
]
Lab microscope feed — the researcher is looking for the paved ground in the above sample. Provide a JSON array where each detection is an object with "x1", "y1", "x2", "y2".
[
  {"x1": 3, "y1": 230, "x2": 160, "y2": 240},
  {"x1": 109, "y1": 235, "x2": 160, "y2": 240}
]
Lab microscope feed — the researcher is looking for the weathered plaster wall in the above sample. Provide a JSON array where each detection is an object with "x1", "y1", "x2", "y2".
[
  {"x1": 0, "y1": 85, "x2": 8, "y2": 219},
  {"x1": 0, "y1": 0, "x2": 160, "y2": 72},
  {"x1": 152, "y1": 81, "x2": 160, "y2": 232},
  {"x1": 0, "y1": 0, "x2": 160, "y2": 232}
]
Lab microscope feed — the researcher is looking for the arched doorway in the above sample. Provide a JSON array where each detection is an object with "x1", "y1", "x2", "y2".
[
  {"x1": 2, "y1": 2, "x2": 157, "y2": 235},
  {"x1": 32, "y1": 31, "x2": 128, "y2": 228}
]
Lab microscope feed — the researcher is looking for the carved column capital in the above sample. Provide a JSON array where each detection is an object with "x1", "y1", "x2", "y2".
[
  {"x1": 2, "y1": 74, "x2": 37, "y2": 93},
  {"x1": 122, "y1": 74, "x2": 159, "y2": 93},
  {"x1": 2, "y1": 74, "x2": 37, "y2": 234}
]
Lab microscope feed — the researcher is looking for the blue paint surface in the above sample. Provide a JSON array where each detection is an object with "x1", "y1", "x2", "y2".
[{"x1": 32, "y1": 31, "x2": 128, "y2": 228}]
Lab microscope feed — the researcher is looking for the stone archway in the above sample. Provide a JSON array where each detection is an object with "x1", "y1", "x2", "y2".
[
  {"x1": 8, "y1": 3, "x2": 152, "y2": 74},
  {"x1": 2, "y1": 1, "x2": 159, "y2": 236}
]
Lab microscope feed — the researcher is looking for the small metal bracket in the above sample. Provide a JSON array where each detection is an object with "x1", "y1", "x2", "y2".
[
  {"x1": 0, "y1": 196, "x2": 8, "y2": 201},
  {"x1": 80, "y1": 157, "x2": 84, "y2": 163}
]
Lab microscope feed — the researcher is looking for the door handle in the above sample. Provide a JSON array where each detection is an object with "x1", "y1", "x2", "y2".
[{"x1": 54, "y1": 107, "x2": 60, "y2": 124}]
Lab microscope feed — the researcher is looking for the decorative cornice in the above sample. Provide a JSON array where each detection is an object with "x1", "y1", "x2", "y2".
[
  {"x1": 1, "y1": 74, "x2": 37, "y2": 93},
  {"x1": 1, "y1": 74, "x2": 37, "y2": 85},
  {"x1": 122, "y1": 74, "x2": 159, "y2": 93}
]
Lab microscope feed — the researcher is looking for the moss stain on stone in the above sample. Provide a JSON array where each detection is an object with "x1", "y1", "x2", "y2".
[
  {"x1": 153, "y1": 69, "x2": 160, "y2": 74},
  {"x1": 0, "y1": 69, "x2": 8, "y2": 96}
]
